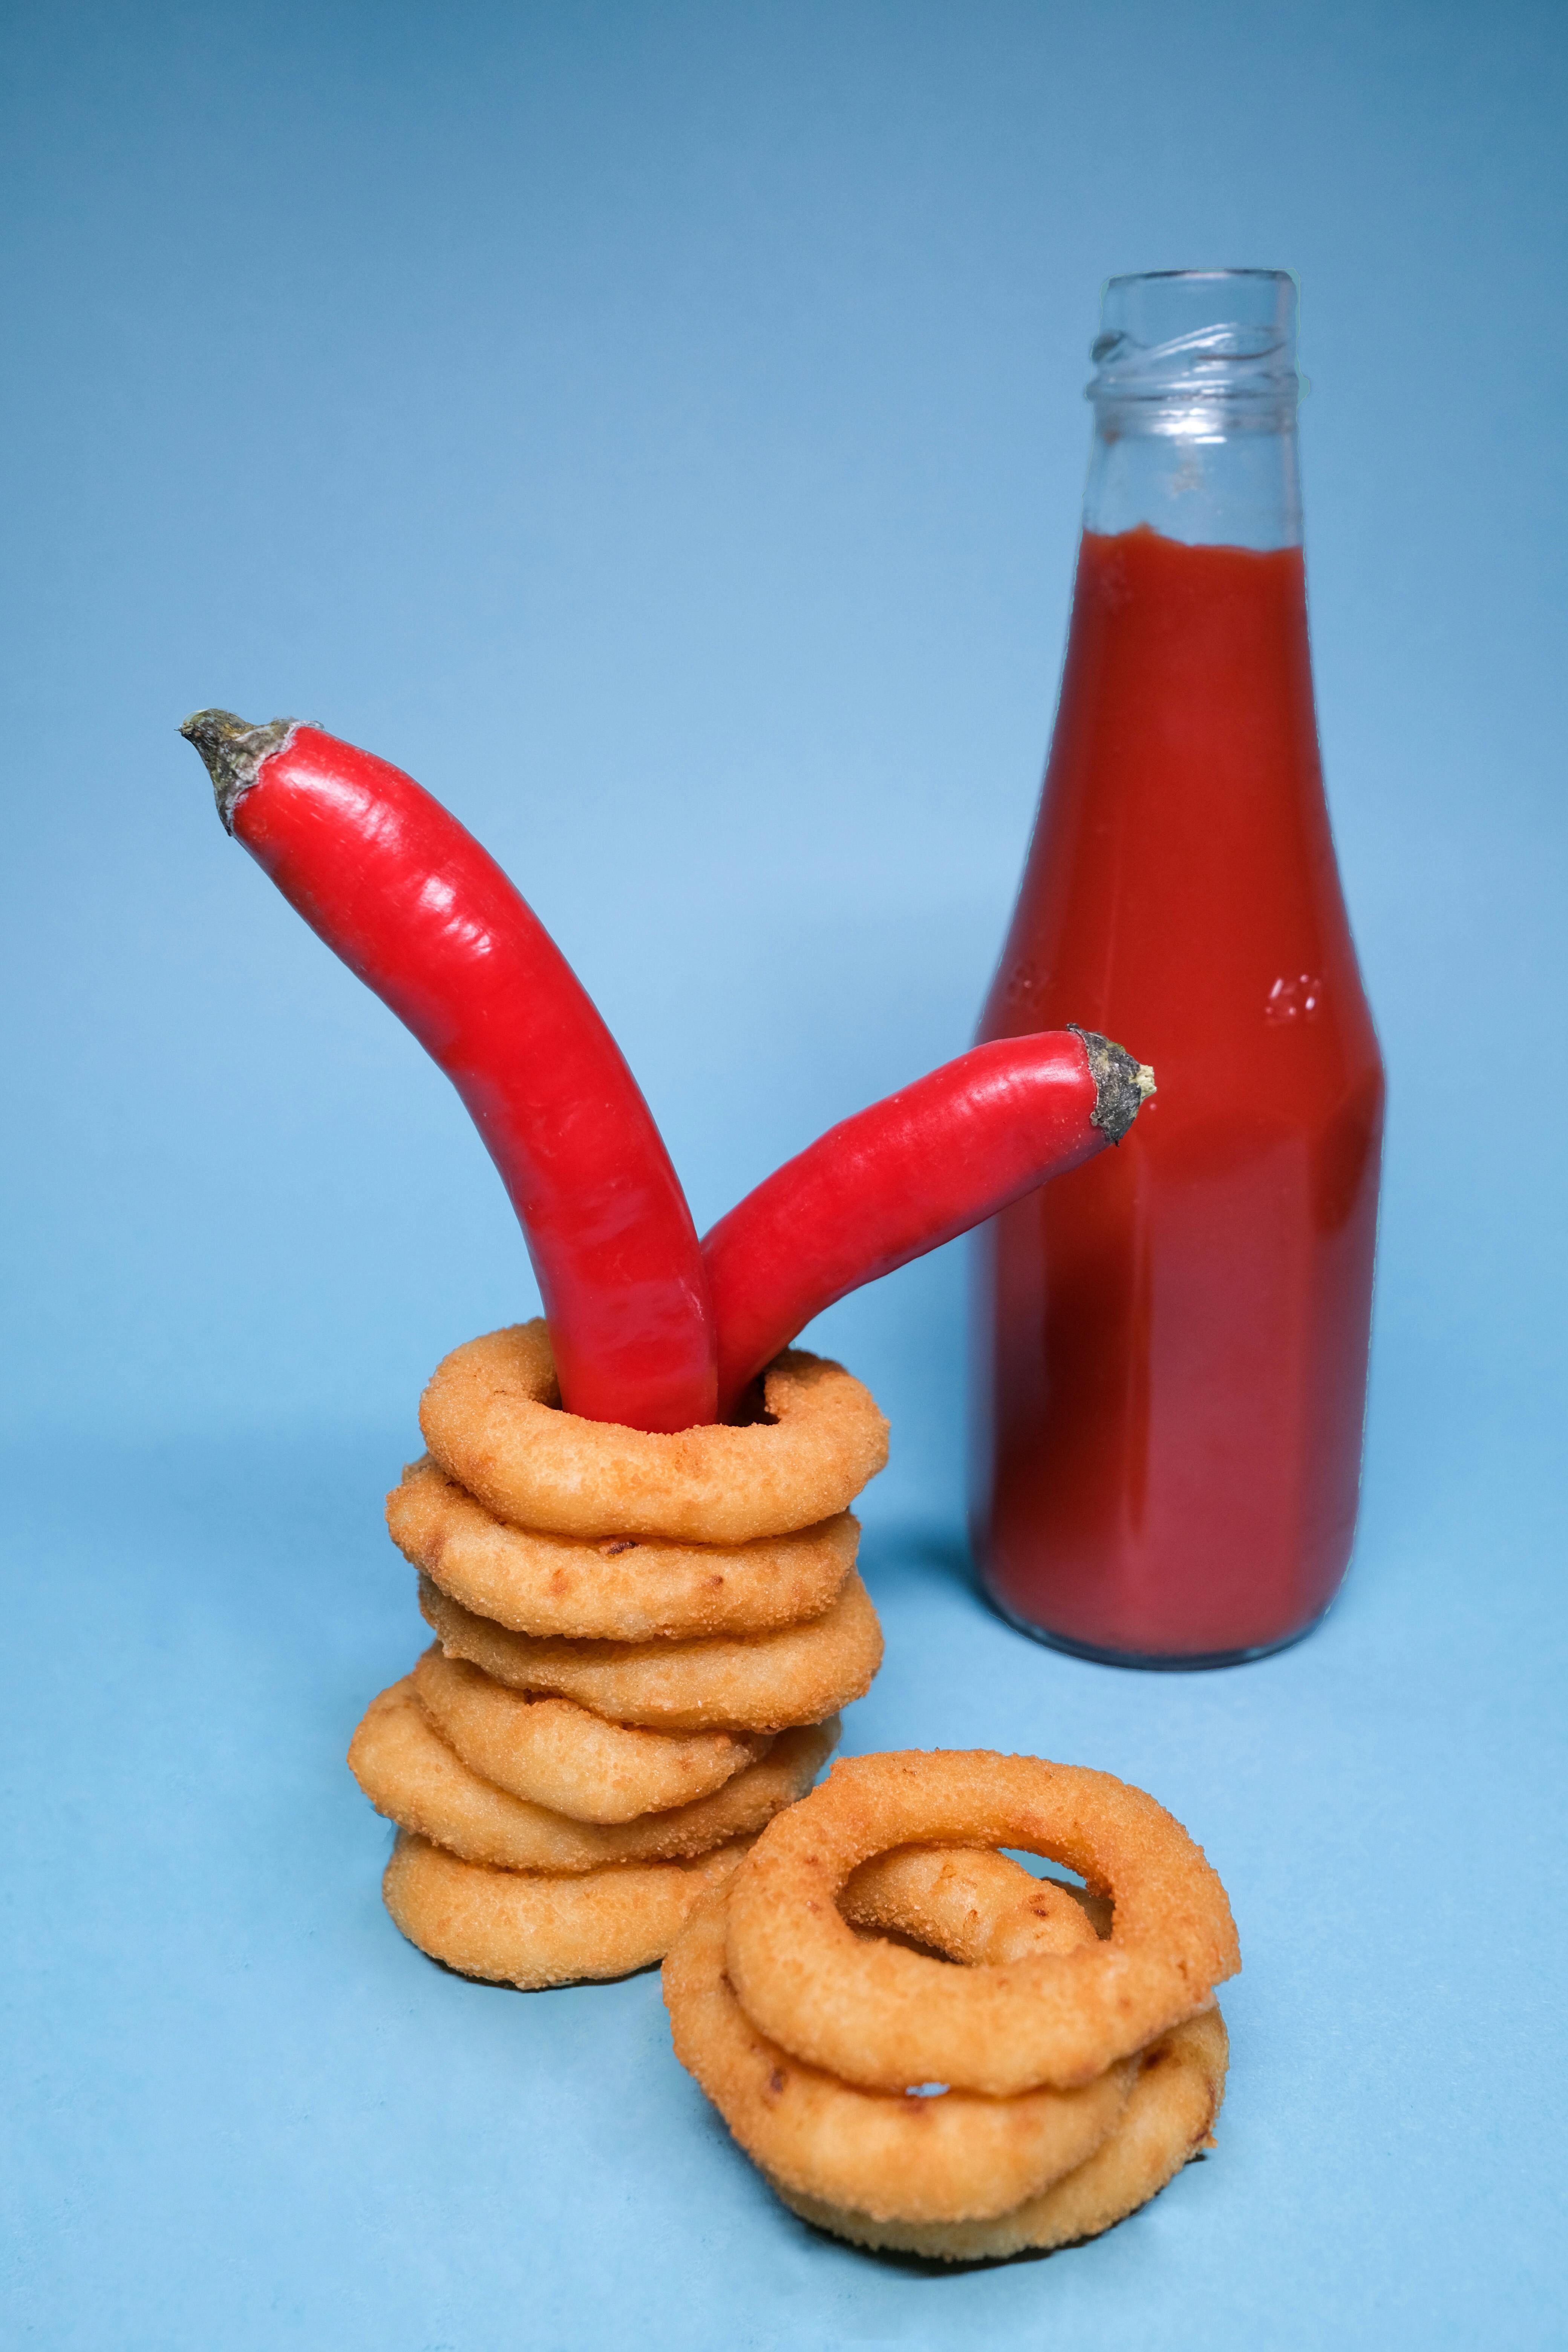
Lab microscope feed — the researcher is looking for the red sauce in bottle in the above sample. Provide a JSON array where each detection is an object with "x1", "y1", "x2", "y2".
[{"x1": 971, "y1": 524, "x2": 1384, "y2": 1663}]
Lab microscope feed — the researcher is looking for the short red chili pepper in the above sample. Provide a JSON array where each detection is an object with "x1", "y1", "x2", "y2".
[
  {"x1": 702, "y1": 1027, "x2": 1154, "y2": 1418},
  {"x1": 181, "y1": 710, "x2": 717, "y2": 1433}
]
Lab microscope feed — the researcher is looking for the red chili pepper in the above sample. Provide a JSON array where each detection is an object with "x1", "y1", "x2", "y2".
[
  {"x1": 702, "y1": 1027, "x2": 1154, "y2": 1418},
  {"x1": 181, "y1": 710, "x2": 717, "y2": 1433}
]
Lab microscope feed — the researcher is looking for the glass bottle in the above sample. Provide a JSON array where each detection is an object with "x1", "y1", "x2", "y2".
[{"x1": 970, "y1": 270, "x2": 1384, "y2": 1666}]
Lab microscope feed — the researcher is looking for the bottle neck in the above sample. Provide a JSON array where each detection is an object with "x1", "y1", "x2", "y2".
[
  {"x1": 1082, "y1": 270, "x2": 1305, "y2": 551},
  {"x1": 1083, "y1": 414, "x2": 1302, "y2": 551}
]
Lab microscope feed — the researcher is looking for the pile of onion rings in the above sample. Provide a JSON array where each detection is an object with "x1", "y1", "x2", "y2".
[
  {"x1": 349, "y1": 1322, "x2": 888, "y2": 1988},
  {"x1": 663, "y1": 1750, "x2": 1238, "y2": 2256}
]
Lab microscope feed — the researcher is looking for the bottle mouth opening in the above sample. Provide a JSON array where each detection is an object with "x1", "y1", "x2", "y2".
[{"x1": 1087, "y1": 269, "x2": 1304, "y2": 430}]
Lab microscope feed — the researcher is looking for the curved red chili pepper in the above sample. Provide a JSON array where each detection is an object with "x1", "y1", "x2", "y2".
[
  {"x1": 702, "y1": 1027, "x2": 1154, "y2": 1418},
  {"x1": 181, "y1": 710, "x2": 717, "y2": 1433}
]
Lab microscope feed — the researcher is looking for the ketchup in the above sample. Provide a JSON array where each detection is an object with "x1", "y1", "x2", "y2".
[{"x1": 971, "y1": 521, "x2": 1384, "y2": 1663}]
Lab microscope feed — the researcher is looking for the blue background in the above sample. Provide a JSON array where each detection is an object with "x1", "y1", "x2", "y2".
[{"x1": 3, "y1": 3, "x2": 1565, "y2": 2346}]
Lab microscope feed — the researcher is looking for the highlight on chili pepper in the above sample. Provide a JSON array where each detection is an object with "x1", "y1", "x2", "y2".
[
  {"x1": 702, "y1": 1027, "x2": 1155, "y2": 1418},
  {"x1": 180, "y1": 709, "x2": 717, "y2": 1435}
]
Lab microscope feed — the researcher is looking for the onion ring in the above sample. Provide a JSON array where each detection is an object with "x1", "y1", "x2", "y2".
[
  {"x1": 418, "y1": 1568, "x2": 883, "y2": 1733},
  {"x1": 388, "y1": 1458, "x2": 859, "y2": 1642},
  {"x1": 842, "y1": 1845, "x2": 1113, "y2": 1963},
  {"x1": 663, "y1": 1857, "x2": 1136, "y2": 2225},
  {"x1": 724, "y1": 1751, "x2": 1239, "y2": 2095},
  {"x1": 771, "y1": 2009, "x2": 1228, "y2": 2259},
  {"x1": 418, "y1": 1322, "x2": 888, "y2": 1543},
  {"x1": 349, "y1": 1678, "x2": 838, "y2": 1871},
  {"x1": 410, "y1": 1647, "x2": 769, "y2": 1823},
  {"x1": 382, "y1": 1829, "x2": 751, "y2": 1990}
]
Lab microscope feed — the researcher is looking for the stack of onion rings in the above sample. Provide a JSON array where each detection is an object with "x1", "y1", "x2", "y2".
[
  {"x1": 350, "y1": 1322, "x2": 889, "y2": 1988},
  {"x1": 663, "y1": 1750, "x2": 1238, "y2": 2256}
]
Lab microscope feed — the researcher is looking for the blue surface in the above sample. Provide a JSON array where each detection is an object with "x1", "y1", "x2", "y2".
[{"x1": 3, "y1": 4, "x2": 1565, "y2": 2346}]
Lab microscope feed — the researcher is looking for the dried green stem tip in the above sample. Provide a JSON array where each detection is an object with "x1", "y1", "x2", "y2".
[
  {"x1": 179, "y1": 707, "x2": 297, "y2": 833},
  {"x1": 1067, "y1": 1023, "x2": 1157, "y2": 1145}
]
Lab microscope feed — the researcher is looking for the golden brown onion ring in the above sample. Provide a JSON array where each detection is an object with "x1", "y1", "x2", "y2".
[
  {"x1": 349, "y1": 1678, "x2": 837, "y2": 1872},
  {"x1": 388, "y1": 1458, "x2": 859, "y2": 1643},
  {"x1": 724, "y1": 1751, "x2": 1239, "y2": 2096},
  {"x1": 382, "y1": 1829, "x2": 750, "y2": 1991},
  {"x1": 664, "y1": 1854, "x2": 1135, "y2": 2224},
  {"x1": 418, "y1": 1567, "x2": 883, "y2": 1733},
  {"x1": 418, "y1": 1322, "x2": 888, "y2": 1543},
  {"x1": 410, "y1": 1647, "x2": 769, "y2": 1824},
  {"x1": 842, "y1": 1844, "x2": 1113, "y2": 1963},
  {"x1": 772, "y1": 2008, "x2": 1228, "y2": 2259}
]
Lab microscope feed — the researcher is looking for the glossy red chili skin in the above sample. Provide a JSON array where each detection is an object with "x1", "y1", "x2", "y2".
[
  {"x1": 231, "y1": 724, "x2": 717, "y2": 1432},
  {"x1": 703, "y1": 1033, "x2": 1110, "y2": 1417}
]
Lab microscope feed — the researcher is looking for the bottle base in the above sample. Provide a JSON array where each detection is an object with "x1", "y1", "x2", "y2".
[{"x1": 981, "y1": 1586, "x2": 1334, "y2": 1672}]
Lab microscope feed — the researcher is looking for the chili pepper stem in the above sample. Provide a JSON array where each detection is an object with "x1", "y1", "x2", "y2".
[
  {"x1": 1066, "y1": 1024, "x2": 1157, "y2": 1144},
  {"x1": 180, "y1": 708, "x2": 301, "y2": 834}
]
